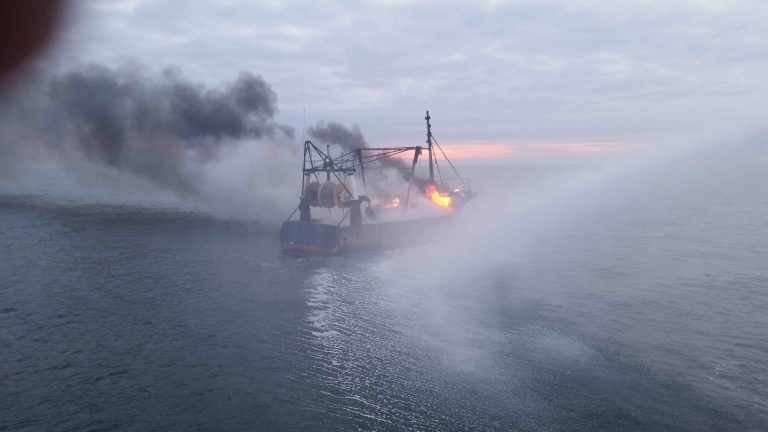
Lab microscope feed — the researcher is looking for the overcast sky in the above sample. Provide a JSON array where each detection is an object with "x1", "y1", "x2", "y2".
[{"x1": 49, "y1": 0, "x2": 768, "y2": 160}]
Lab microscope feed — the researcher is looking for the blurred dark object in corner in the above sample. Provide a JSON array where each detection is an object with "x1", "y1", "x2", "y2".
[{"x1": 0, "y1": 0, "x2": 66, "y2": 85}]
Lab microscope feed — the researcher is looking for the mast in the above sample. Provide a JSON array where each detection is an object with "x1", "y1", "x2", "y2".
[
  {"x1": 301, "y1": 141, "x2": 309, "y2": 195},
  {"x1": 426, "y1": 110, "x2": 434, "y2": 182}
]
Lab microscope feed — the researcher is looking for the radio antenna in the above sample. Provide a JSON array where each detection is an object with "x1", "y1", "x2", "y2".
[
  {"x1": 301, "y1": 72, "x2": 307, "y2": 144},
  {"x1": 302, "y1": 92, "x2": 306, "y2": 143}
]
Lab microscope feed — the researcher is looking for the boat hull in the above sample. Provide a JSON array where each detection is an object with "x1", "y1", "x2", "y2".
[{"x1": 280, "y1": 215, "x2": 454, "y2": 255}]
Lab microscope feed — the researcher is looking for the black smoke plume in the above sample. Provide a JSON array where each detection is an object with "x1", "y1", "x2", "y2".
[
  {"x1": 307, "y1": 121, "x2": 367, "y2": 152},
  {"x1": 1, "y1": 63, "x2": 293, "y2": 195}
]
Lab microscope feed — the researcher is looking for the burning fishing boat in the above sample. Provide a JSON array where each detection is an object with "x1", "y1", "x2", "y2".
[{"x1": 280, "y1": 111, "x2": 476, "y2": 254}]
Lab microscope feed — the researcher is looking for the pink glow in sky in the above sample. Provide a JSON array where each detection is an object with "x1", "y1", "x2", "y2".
[{"x1": 385, "y1": 140, "x2": 643, "y2": 162}]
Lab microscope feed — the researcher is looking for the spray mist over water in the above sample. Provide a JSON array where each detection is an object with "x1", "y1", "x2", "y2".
[
  {"x1": 292, "y1": 138, "x2": 767, "y2": 428},
  {"x1": 373, "y1": 133, "x2": 768, "y2": 424}
]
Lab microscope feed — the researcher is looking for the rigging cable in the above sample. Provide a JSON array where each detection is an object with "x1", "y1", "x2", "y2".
[{"x1": 431, "y1": 135, "x2": 463, "y2": 181}]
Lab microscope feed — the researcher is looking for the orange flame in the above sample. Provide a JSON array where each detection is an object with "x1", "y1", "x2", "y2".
[
  {"x1": 383, "y1": 196, "x2": 400, "y2": 208},
  {"x1": 426, "y1": 184, "x2": 453, "y2": 211}
]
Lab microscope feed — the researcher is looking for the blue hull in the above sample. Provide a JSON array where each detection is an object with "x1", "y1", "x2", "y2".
[{"x1": 280, "y1": 221, "x2": 343, "y2": 254}]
